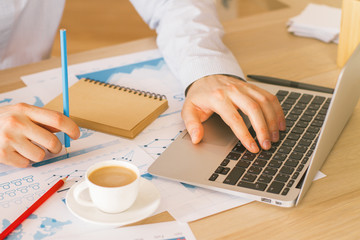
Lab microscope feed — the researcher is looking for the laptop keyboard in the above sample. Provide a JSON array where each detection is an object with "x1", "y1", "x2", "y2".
[{"x1": 208, "y1": 90, "x2": 331, "y2": 196}]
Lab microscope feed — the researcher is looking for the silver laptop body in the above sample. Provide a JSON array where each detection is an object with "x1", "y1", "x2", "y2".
[{"x1": 148, "y1": 45, "x2": 360, "y2": 207}]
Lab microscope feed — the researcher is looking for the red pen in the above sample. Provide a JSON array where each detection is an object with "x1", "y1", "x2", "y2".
[{"x1": 0, "y1": 176, "x2": 68, "y2": 239}]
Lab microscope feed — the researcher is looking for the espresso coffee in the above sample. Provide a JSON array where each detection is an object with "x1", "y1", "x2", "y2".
[{"x1": 88, "y1": 165, "x2": 137, "y2": 187}]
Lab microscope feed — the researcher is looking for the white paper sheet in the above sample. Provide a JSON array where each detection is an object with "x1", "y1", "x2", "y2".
[
  {"x1": 287, "y1": 3, "x2": 341, "y2": 43},
  {"x1": 54, "y1": 221, "x2": 197, "y2": 240}
]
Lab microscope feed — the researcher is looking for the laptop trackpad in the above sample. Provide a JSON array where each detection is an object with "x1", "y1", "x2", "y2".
[{"x1": 182, "y1": 113, "x2": 236, "y2": 146}]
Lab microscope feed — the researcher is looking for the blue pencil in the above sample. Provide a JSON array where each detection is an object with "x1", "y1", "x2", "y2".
[{"x1": 60, "y1": 29, "x2": 70, "y2": 152}]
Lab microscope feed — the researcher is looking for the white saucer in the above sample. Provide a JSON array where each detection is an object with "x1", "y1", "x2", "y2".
[{"x1": 66, "y1": 178, "x2": 160, "y2": 226}]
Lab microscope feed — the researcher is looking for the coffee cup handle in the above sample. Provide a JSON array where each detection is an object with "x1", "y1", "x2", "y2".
[{"x1": 73, "y1": 181, "x2": 95, "y2": 207}]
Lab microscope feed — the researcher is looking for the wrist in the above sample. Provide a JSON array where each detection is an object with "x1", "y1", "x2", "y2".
[{"x1": 184, "y1": 74, "x2": 246, "y2": 96}]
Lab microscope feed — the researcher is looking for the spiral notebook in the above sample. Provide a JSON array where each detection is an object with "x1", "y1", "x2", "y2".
[{"x1": 44, "y1": 78, "x2": 168, "y2": 138}]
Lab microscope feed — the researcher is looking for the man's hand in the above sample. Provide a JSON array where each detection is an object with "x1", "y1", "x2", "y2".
[
  {"x1": 181, "y1": 75, "x2": 286, "y2": 153},
  {"x1": 0, "y1": 103, "x2": 80, "y2": 168}
]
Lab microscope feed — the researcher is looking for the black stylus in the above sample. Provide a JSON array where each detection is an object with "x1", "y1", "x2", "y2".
[{"x1": 247, "y1": 74, "x2": 334, "y2": 94}]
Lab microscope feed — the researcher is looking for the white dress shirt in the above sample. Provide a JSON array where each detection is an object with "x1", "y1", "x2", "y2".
[
  {"x1": 0, "y1": 0, "x2": 65, "y2": 70},
  {"x1": 0, "y1": 0, "x2": 244, "y2": 90}
]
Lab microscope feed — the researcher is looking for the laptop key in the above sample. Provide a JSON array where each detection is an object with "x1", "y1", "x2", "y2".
[
  {"x1": 276, "y1": 90, "x2": 289, "y2": 100},
  {"x1": 298, "y1": 94, "x2": 313, "y2": 104},
  {"x1": 277, "y1": 95, "x2": 286, "y2": 102},
  {"x1": 220, "y1": 159, "x2": 230, "y2": 166},
  {"x1": 294, "y1": 145, "x2": 307, "y2": 153},
  {"x1": 242, "y1": 173, "x2": 257, "y2": 182},
  {"x1": 311, "y1": 120, "x2": 323, "y2": 127},
  {"x1": 258, "y1": 174, "x2": 272, "y2": 184},
  {"x1": 280, "y1": 166, "x2": 295, "y2": 175},
  {"x1": 277, "y1": 90, "x2": 289, "y2": 95},
  {"x1": 304, "y1": 109, "x2": 317, "y2": 116},
  {"x1": 215, "y1": 166, "x2": 225, "y2": 174},
  {"x1": 290, "y1": 152, "x2": 303, "y2": 160},
  {"x1": 312, "y1": 96, "x2": 326, "y2": 105},
  {"x1": 302, "y1": 157, "x2": 309, "y2": 164},
  {"x1": 283, "y1": 139, "x2": 296, "y2": 147},
  {"x1": 296, "y1": 121, "x2": 308, "y2": 128},
  {"x1": 315, "y1": 114, "x2": 326, "y2": 121},
  {"x1": 281, "y1": 188, "x2": 290, "y2": 196},
  {"x1": 308, "y1": 103, "x2": 321, "y2": 110},
  {"x1": 232, "y1": 143, "x2": 246, "y2": 153},
  {"x1": 209, "y1": 173, "x2": 218, "y2": 181},
  {"x1": 263, "y1": 167, "x2": 277, "y2": 176},
  {"x1": 319, "y1": 108, "x2": 328, "y2": 115},
  {"x1": 306, "y1": 150, "x2": 314, "y2": 157},
  {"x1": 322, "y1": 103, "x2": 330, "y2": 110},
  {"x1": 299, "y1": 138, "x2": 312, "y2": 146},
  {"x1": 291, "y1": 127, "x2": 304, "y2": 134},
  {"x1": 275, "y1": 173, "x2": 290, "y2": 182},
  {"x1": 290, "y1": 109, "x2": 302, "y2": 115},
  {"x1": 226, "y1": 152, "x2": 241, "y2": 160},
  {"x1": 257, "y1": 151, "x2": 273, "y2": 160},
  {"x1": 221, "y1": 167, "x2": 231, "y2": 175},
  {"x1": 285, "y1": 126, "x2": 292, "y2": 133},
  {"x1": 273, "y1": 153, "x2": 287, "y2": 161},
  {"x1": 267, "y1": 181, "x2": 285, "y2": 194},
  {"x1": 287, "y1": 133, "x2": 301, "y2": 141},
  {"x1": 292, "y1": 171, "x2": 300, "y2": 179},
  {"x1": 268, "y1": 160, "x2": 282, "y2": 168},
  {"x1": 282, "y1": 103, "x2": 292, "y2": 110},
  {"x1": 247, "y1": 166, "x2": 262, "y2": 175},
  {"x1": 242, "y1": 152, "x2": 256, "y2": 161},
  {"x1": 303, "y1": 132, "x2": 316, "y2": 140},
  {"x1": 284, "y1": 98, "x2": 297, "y2": 105},
  {"x1": 284, "y1": 159, "x2": 299, "y2": 168},
  {"x1": 294, "y1": 102, "x2": 307, "y2": 110},
  {"x1": 253, "y1": 159, "x2": 267, "y2": 168},
  {"x1": 286, "y1": 115, "x2": 299, "y2": 121},
  {"x1": 278, "y1": 146, "x2": 292, "y2": 154},
  {"x1": 307, "y1": 126, "x2": 320, "y2": 133},
  {"x1": 300, "y1": 115, "x2": 313, "y2": 122},
  {"x1": 297, "y1": 164, "x2": 305, "y2": 172},
  {"x1": 287, "y1": 179, "x2": 295, "y2": 187},
  {"x1": 223, "y1": 167, "x2": 245, "y2": 185},
  {"x1": 272, "y1": 140, "x2": 281, "y2": 147},
  {"x1": 237, "y1": 181, "x2": 267, "y2": 191},
  {"x1": 288, "y1": 92, "x2": 301, "y2": 99},
  {"x1": 236, "y1": 160, "x2": 251, "y2": 168}
]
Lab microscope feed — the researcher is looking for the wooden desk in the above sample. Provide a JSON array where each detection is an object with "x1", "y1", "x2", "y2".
[{"x1": 1, "y1": 1, "x2": 359, "y2": 239}]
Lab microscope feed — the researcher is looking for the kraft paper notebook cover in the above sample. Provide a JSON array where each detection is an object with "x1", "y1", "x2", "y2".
[{"x1": 45, "y1": 78, "x2": 168, "y2": 138}]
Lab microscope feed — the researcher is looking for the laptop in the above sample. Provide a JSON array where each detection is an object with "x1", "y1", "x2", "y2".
[{"x1": 148, "y1": 44, "x2": 360, "y2": 207}]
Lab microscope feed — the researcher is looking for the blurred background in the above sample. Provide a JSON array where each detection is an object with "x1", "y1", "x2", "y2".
[{"x1": 51, "y1": 0, "x2": 287, "y2": 56}]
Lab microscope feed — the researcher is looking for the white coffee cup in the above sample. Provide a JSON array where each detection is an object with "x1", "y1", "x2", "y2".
[{"x1": 73, "y1": 160, "x2": 140, "y2": 213}]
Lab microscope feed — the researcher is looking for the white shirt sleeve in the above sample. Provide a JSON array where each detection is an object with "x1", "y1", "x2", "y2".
[
  {"x1": 0, "y1": 0, "x2": 65, "y2": 70},
  {"x1": 129, "y1": 0, "x2": 245, "y2": 90}
]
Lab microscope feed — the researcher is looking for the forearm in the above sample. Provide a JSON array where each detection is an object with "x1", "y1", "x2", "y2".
[{"x1": 129, "y1": 0, "x2": 244, "y2": 90}]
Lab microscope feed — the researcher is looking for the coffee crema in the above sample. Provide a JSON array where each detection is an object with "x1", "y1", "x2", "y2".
[{"x1": 88, "y1": 166, "x2": 137, "y2": 187}]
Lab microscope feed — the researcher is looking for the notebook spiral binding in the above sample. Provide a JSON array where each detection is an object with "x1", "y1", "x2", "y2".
[{"x1": 84, "y1": 78, "x2": 167, "y2": 100}]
